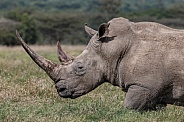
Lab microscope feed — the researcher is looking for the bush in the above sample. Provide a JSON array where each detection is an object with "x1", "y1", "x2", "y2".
[
  {"x1": 0, "y1": 18, "x2": 19, "y2": 46},
  {"x1": 0, "y1": 31, "x2": 18, "y2": 46},
  {"x1": 18, "y1": 13, "x2": 41, "y2": 44},
  {"x1": 33, "y1": 12, "x2": 88, "y2": 45},
  {"x1": 5, "y1": 9, "x2": 41, "y2": 45}
]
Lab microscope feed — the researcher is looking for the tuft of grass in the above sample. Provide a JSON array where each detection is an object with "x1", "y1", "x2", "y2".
[{"x1": 0, "y1": 45, "x2": 184, "y2": 122}]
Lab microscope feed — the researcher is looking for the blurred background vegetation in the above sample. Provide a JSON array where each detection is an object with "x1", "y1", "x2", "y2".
[{"x1": 0, "y1": 0, "x2": 184, "y2": 46}]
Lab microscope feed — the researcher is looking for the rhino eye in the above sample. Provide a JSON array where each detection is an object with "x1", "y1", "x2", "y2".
[{"x1": 73, "y1": 62, "x2": 86, "y2": 76}]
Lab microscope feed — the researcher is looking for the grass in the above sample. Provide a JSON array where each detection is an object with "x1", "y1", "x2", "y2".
[{"x1": 0, "y1": 45, "x2": 184, "y2": 122}]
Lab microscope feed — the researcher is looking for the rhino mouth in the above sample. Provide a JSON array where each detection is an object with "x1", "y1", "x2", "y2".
[
  {"x1": 56, "y1": 87, "x2": 86, "y2": 99},
  {"x1": 56, "y1": 87, "x2": 79, "y2": 99},
  {"x1": 57, "y1": 88, "x2": 73, "y2": 98}
]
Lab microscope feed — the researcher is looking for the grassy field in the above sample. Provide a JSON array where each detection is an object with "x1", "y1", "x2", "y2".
[{"x1": 0, "y1": 45, "x2": 184, "y2": 122}]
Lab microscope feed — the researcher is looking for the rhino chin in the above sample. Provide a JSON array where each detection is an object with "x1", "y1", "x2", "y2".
[
  {"x1": 58, "y1": 93, "x2": 81, "y2": 99},
  {"x1": 57, "y1": 89, "x2": 81, "y2": 99},
  {"x1": 58, "y1": 90, "x2": 73, "y2": 98}
]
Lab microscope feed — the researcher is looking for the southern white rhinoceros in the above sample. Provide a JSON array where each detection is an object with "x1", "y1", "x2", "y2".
[{"x1": 16, "y1": 17, "x2": 184, "y2": 110}]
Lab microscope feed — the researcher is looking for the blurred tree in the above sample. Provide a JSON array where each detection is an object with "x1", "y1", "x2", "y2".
[
  {"x1": 33, "y1": 12, "x2": 88, "y2": 45},
  {"x1": 98, "y1": 0, "x2": 122, "y2": 21},
  {"x1": 6, "y1": 10, "x2": 41, "y2": 44},
  {"x1": 18, "y1": 13, "x2": 41, "y2": 44},
  {"x1": 0, "y1": 18, "x2": 19, "y2": 46},
  {"x1": 168, "y1": 3, "x2": 184, "y2": 19},
  {"x1": 0, "y1": 32, "x2": 18, "y2": 46},
  {"x1": 158, "y1": 0, "x2": 164, "y2": 8},
  {"x1": 1, "y1": 0, "x2": 184, "y2": 45}
]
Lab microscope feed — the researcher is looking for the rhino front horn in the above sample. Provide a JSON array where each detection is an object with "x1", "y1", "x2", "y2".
[{"x1": 16, "y1": 30, "x2": 59, "y2": 81}]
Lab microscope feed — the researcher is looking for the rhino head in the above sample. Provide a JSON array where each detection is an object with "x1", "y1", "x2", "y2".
[{"x1": 16, "y1": 18, "x2": 132, "y2": 99}]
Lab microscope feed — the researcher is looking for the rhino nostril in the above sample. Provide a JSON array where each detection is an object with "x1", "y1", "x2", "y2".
[
  {"x1": 78, "y1": 66, "x2": 83, "y2": 69},
  {"x1": 58, "y1": 88, "x2": 66, "y2": 92}
]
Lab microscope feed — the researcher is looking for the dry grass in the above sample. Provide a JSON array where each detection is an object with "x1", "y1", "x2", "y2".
[{"x1": 0, "y1": 45, "x2": 184, "y2": 122}]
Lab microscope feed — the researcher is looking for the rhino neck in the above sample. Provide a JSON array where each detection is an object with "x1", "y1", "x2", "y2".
[{"x1": 107, "y1": 39, "x2": 132, "y2": 89}]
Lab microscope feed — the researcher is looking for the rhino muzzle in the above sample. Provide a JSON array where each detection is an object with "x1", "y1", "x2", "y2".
[
  {"x1": 55, "y1": 81, "x2": 72, "y2": 98},
  {"x1": 56, "y1": 87, "x2": 73, "y2": 98}
]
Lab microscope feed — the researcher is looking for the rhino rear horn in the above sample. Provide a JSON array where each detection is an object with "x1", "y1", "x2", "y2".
[
  {"x1": 16, "y1": 30, "x2": 59, "y2": 81},
  {"x1": 57, "y1": 41, "x2": 74, "y2": 64}
]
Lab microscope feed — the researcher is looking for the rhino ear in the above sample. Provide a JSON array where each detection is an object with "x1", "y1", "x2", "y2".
[
  {"x1": 98, "y1": 23, "x2": 110, "y2": 38},
  {"x1": 85, "y1": 23, "x2": 97, "y2": 36}
]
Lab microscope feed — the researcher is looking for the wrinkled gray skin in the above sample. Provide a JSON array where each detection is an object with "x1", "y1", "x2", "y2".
[{"x1": 16, "y1": 17, "x2": 184, "y2": 110}]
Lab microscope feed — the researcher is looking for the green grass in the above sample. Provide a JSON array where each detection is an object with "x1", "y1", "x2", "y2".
[{"x1": 0, "y1": 45, "x2": 184, "y2": 122}]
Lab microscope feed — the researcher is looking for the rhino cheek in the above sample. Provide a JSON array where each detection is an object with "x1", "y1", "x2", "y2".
[{"x1": 64, "y1": 77, "x2": 95, "y2": 98}]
